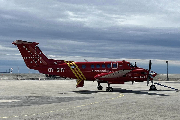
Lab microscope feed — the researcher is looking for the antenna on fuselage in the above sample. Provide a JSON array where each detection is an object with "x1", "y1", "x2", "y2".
[{"x1": 84, "y1": 59, "x2": 88, "y2": 62}]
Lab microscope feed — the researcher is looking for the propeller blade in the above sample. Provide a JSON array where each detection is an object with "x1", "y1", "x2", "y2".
[
  {"x1": 149, "y1": 60, "x2": 151, "y2": 71},
  {"x1": 147, "y1": 60, "x2": 152, "y2": 86}
]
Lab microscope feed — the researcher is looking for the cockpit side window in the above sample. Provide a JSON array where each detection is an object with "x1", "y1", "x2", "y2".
[{"x1": 130, "y1": 63, "x2": 135, "y2": 67}]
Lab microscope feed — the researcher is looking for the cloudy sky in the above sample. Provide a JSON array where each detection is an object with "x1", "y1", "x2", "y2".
[{"x1": 1, "y1": 0, "x2": 180, "y2": 73}]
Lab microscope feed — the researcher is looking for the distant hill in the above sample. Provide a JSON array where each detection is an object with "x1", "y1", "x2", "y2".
[{"x1": 0, "y1": 73, "x2": 65, "y2": 80}]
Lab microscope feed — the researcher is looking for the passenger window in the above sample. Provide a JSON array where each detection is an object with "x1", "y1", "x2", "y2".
[
  {"x1": 91, "y1": 64, "x2": 95, "y2": 69},
  {"x1": 71, "y1": 66, "x2": 75, "y2": 69},
  {"x1": 102, "y1": 64, "x2": 105, "y2": 68},
  {"x1": 107, "y1": 64, "x2": 111, "y2": 68},
  {"x1": 96, "y1": 64, "x2": 100, "y2": 68},
  {"x1": 82, "y1": 65, "x2": 86, "y2": 69}
]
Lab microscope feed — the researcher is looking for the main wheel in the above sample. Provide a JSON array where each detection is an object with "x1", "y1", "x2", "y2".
[
  {"x1": 109, "y1": 87, "x2": 113, "y2": 92},
  {"x1": 106, "y1": 87, "x2": 113, "y2": 92},
  {"x1": 97, "y1": 85, "x2": 103, "y2": 90}
]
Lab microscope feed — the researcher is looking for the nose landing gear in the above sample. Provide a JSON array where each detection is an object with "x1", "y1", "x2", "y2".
[
  {"x1": 149, "y1": 84, "x2": 157, "y2": 91},
  {"x1": 149, "y1": 80, "x2": 157, "y2": 91}
]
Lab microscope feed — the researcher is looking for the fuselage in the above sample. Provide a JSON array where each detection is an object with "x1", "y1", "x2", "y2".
[{"x1": 37, "y1": 60, "x2": 150, "y2": 83}]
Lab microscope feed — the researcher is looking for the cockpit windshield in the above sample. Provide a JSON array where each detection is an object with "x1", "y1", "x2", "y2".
[{"x1": 130, "y1": 63, "x2": 135, "y2": 67}]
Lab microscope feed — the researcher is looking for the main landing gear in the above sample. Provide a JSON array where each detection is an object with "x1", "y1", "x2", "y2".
[
  {"x1": 97, "y1": 82, "x2": 103, "y2": 90},
  {"x1": 97, "y1": 82, "x2": 113, "y2": 92},
  {"x1": 106, "y1": 83, "x2": 113, "y2": 92},
  {"x1": 106, "y1": 87, "x2": 113, "y2": 92},
  {"x1": 97, "y1": 85, "x2": 103, "y2": 90}
]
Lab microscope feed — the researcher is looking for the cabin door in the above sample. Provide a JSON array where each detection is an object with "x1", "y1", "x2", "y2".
[{"x1": 111, "y1": 62, "x2": 118, "y2": 69}]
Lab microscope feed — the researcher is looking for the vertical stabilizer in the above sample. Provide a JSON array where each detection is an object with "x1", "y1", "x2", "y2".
[{"x1": 12, "y1": 40, "x2": 49, "y2": 69}]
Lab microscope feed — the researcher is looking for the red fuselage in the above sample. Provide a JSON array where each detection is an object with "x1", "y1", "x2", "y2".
[{"x1": 38, "y1": 60, "x2": 149, "y2": 82}]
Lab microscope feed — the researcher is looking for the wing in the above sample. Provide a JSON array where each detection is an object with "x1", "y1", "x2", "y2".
[{"x1": 94, "y1": 70, "x2": 132, "y2": 80}]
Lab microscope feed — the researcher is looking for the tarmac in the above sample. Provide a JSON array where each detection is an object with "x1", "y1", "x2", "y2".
[
  {"x1": 0, "y1": 78, "x2": 180, "y2": 120},
  {"x1": 1, "y1": 73, "x2": 180, "y2": 81}
]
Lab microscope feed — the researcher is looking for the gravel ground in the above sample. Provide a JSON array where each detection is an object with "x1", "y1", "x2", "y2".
[{"x1": 0, "y1": 79, "x2": 179, "y2": 120}]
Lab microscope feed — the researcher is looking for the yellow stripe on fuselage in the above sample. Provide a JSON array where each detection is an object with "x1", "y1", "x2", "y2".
[
  {"x1": 65, "y1": 61, "x2": 86, "y2": 81},
  {"x1": 64, "y1": 61, "x2": 80, "y2": 80},
  {"x1": 70, "y1": 63, "x2": 83, "y2": 80},
  {"x1": 72, "y1": 62, "x2": 86, "y2": 80}
]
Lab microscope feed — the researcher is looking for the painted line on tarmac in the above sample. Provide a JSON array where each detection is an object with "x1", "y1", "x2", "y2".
[{"x1": 0, "y1": 93, "x2": 124, "y2": 119}]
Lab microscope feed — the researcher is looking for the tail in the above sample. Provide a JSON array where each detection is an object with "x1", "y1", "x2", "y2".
[{"x1": 12, "y1": 40, "x2": 49, "y2": 70}]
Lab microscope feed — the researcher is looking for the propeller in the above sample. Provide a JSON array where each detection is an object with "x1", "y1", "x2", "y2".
[{"x1": 147, "y1": 60, "x2": 152, "y2": 86}]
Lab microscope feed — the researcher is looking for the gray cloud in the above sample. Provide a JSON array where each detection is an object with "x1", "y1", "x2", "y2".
[{"x1": 0, "y1": 0, "x2": 180, "y2": 73}]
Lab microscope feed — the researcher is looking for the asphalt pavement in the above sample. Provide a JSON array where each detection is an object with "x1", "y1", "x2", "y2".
[{"x1": 0, "y1": 79, "x2": 180, "y2": 120}]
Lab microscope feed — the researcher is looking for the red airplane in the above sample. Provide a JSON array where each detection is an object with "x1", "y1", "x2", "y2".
[{"x1": 12, "y1": 40, "x2": 157, "y2": 92}]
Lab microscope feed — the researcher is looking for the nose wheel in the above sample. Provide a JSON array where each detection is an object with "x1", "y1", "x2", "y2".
[{"x1": 149, "y1": 85, "x2": 157, "y2": 91}]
